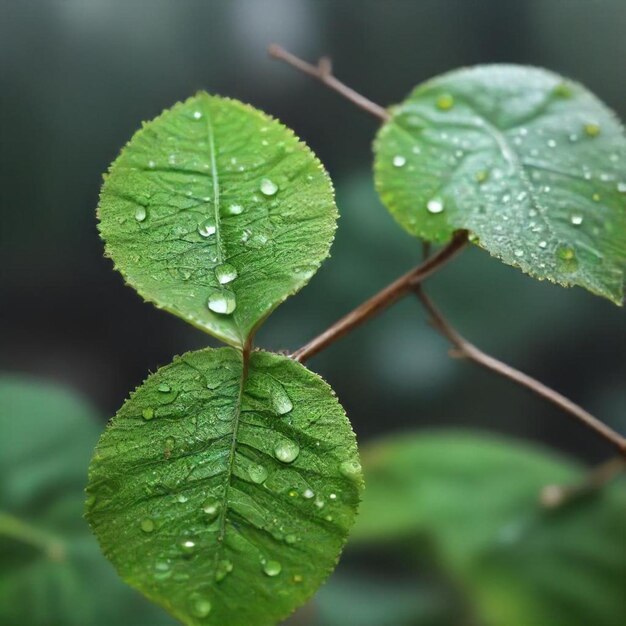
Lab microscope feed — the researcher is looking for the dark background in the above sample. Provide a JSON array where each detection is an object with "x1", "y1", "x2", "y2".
[{"x1": 1, "y1": 0, "x2": 624, "y2": 464}]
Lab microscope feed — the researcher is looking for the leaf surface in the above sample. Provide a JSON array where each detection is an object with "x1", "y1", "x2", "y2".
[
  {"x1": 374, "y1": 65, "x2": 626, "y2": 303},
  {"x1": 353, "y1": 431, "x2": 626, "y2": 626},
  {"x1": 98, "y1": 93, "x2": 337, "y2": 346},
  {"x1": 0, "y1": 376, "x2": 175, "y2": 626},
  {"x1": 86, "y1": 348, "x2": 362, "y2": 626}
]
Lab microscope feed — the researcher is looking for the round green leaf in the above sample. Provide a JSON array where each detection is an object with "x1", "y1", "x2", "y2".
[
  {"x1": 86, "y1": 348, "x2": 362, "y2": 626},
  {"x1": 0, "y1": 376, "x2": 175, "y2": 626},
  {"x1": 374, "y1": 65, "x2": 626, "y2": 304},
  {"x1": 98, "y1": 93, "x2": 337, "y2": 346},
  {"x1": 353, "y1": 431, "x2": 626, "y2": 626}
]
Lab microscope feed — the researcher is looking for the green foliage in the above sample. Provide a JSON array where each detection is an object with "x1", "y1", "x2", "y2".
[
  {"x1": 98, "y1": 92, "x2": 338, "y2": 347},
  {"x1": 353, "y1": 431, "x2": 626, "y2": 626},
  {"x1": 0, "y1": 376, "x2": 175, "y2": 626},
  {"x1": 86, "y1": 347, "x2": 363, "y2": 626},
  {"x1": 374, "y1": 65, "x2": 626, "y2": 304}
]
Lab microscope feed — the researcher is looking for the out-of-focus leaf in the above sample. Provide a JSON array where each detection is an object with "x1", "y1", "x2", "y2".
[
  {"x1": 374, "y1": 65, "x2": 626, "y2": 303},
  {"x1": 86, "y1": 348, "x2": 362, "y2": 626},
  {"x1": 353, "y1": 431, "x2": 626, "y2": 626},
  {"x1": 0, "y1": 375, "x2": 175, "y2": 626},
  {"x1": 98, "y1": 93, "x2": 338, "y2": 346}
]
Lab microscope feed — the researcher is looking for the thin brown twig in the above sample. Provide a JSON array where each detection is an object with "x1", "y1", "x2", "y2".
[
  {"x1": 268, "y1": 44, "x2": 390, "y2": 121},
  {"x1": 291, "y1": 231, "x2": 469, "y2": 363},
  {"x1": 540, "y1": 456, "x2": 625, "y2": 508},
  {"x1": 415, "y1": 287, "x2": 626, "y2": 456}
]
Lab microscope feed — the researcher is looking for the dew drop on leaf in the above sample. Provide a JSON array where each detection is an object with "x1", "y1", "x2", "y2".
[
  {"x1": 189, "y1": 594, "x2": 212, "y2": 618},
  {"x1": 134, "y1": 207, "x2": 147, "y2": 222},
  {"x1": 140, "y1": 517, "x2": 155, "y2": 533},
  {"x1": 274, "y1": 440, "x2": 300, "y2": 464},
  {"x1": 426, "y1": 198, "x2": 445, "y2": 214},
  {"x1": 262, "y1": 560, "x2": 282, "y2": 577},
  {"x1": 570, "y1": 214, "x2": 583, "y2": 226},
  {"x1": 158, "y1": 383, "x2": 171, "y2": 393},
  {"x1": 436, "y1": 93, "x2": 454, "y2": 110},
  {"x1": 260, "y1": 178, "x2": 278, "y2": 196},
  {"x1": 226, "y1": 203, "x2": 244, "y2": 215},
  {"x1": 142, "y1": 407, "x2": 155, "y2": 420},
  {"x1": 179, "y1": 537, "x2": 197, "y2": 555},
  {"x1": 198, "y1": 219, "x2": 216, "y2": 237},
  {"x1": 201, "y1": 498, "x2": 220, "y2": 520},
  {"x1": 339, "y1": 459, "x2": 362, "y2": 479},
  {"x1": 215, "y1": 559, "x2": 233, "y2": 582},
  {"x1": 249, "y1": 464, "x2": 268, "y2": 484},
  {"x1": 207, "y1": 290, "x2": 237, "y2": 315},
  {"x1": 215, "y1": 263, "x2": 238, "y2": 285},
  {"x1": 584, "y1": 122, "x2": 601, "y2": 137},
  {"x1": 392, "y1": 155, "x2": 406, "y2": 167}
]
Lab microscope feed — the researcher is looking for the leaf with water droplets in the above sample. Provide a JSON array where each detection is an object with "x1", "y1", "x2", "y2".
[
  {"x1": 374, "y1": 65, "x2": 626, "y2": 304},
  {"x1": 0, "y1": 376, "x2": 175, "y2": 626},
  {"x1": 352, "y1": 431, "x2": 626, "y2": 626},
  {"x1": 98, "y1": 93, "x2": 338, "y2": 346},
  {"x1": 86, "y1": 347, "x2": 362, "y2": 626}
]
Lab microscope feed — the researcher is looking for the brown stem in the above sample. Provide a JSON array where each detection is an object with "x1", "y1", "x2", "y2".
[
  {"x1": 540, "y1": 457, "x2": 625, "y2": 508},
  {"x1": 415, "y1": 287, "x2": 626, "y2": 456},
  {"x1": 268, "y1": 44, "x2": 390, "y2": 122},
  {"x1": 291, "y1": 231, "x2": 468, "y2": 363}
]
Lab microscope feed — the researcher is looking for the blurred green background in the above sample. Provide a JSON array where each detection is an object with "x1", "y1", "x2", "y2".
[{"x1": 1, "y1": 1, "x2": 624, "y2": 625}]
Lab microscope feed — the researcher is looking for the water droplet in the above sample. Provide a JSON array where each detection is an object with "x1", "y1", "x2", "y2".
[
  {"x1": 617, "y1": 182, "x2": 626, "y2": 193},
  {"x1": 214, "y1": 263, "x2": 238, "y2": 285},
  {"x1": 263, "y1": 560, "x2": 282, "y2": 577},
  {"x1": 556, "y1": 245, "x2": 578, "y2": 272},
  {"x1": 285, "y1": 534, "x2": 297, "y2": 544},
  {"x1": 164, "y1": 436, "x2": 175, "y2": 451},
  {"x1": 142, "y1": 407, "x2": 155, "y2": 420},
  {"x1": 141, "y1": 517, "x2": 155, "y2": 533},
  {"x1": 584, "y1": 123, "x2": 601, "y2": 137},
  {"x1": 134, "y1": 207, "x2": 147, "y2": 222},
  {"x1": 436, "y1": 93, "x2": 454, "y2": 110},
  {"x1": 303, "y1": 488, "x2": 315, "y2": 499},
  {"x1": 227, "y1": 203, "x2": 243, "y2": 215},
  {"x1": 293, "y1": 574, "x2": 303, "y2": 583},
  {"x1": 193, "y1": 110, "x2": 202, "y2": 120},
  {"x1": 547, "y1": 139, "x2": 557, "y2": 148},
  {"x1": 147, "y1": 160, "x2": 156, "y2": 169},
  {"x1": 154, "y1": 560, "x2": 172, "y2": 581},
  {"x1": 249, "y1": 464, "x2": 268, "y2": 484},
  {"x1": 553, "y1": 82, "x2": 572, "y2": 98},
  {"x1": 215, "y1": 559, "x2": 233, "y2": 582},
  {"x1": 207, "y1": 290, "x2": 236, "y2": 315},
  {"x1": 392, "y1": 155, "x2": 406, "y2": 167},
  {"x1": 514, "y1": 249, "x2": 524, "y2": 258},
  {"x1": 570, "y1": 214, "x2": 583, "y2": 226},
  {"x1": 592, "y1": 193, "x2": 601, "y2": 202},
  {"x1": 426, "y1": 198, "x2": 444, "y2": 214},
  {"x1": 339, "y1": 459, "x2": 362, "y2": 479},
  {"x1": 198, "y1": 219, "x2": 216, "y2": 237},
  {"x1": 176, "y1": 493, "x2": 188, "y2": 503},
  {"x1": 202, "y1": 498, "x2": 220, "y2": 519},
  {"x1": 189, "y1": 594, "x2": 212, "y2": 618},
  {"x1": 260, "y1": 178, "x2": 278, "y2": 196},
  {"x1": 475, "y1": 170, "x2": 489, "y2": 183},
  {"x1": 158, "y1": 383, "x2": 171, "y2": 393},
  {"x1": 271, "y1": 386, "x2": 293, "y2": 415},
  {"x1": 538, "y1": 240, "x2": 547, "y2": 248},
  {"x1": 274, "y1": 440, "x2": 300, "y2": 464},
  {"x1": 179, "y1": 537, "x2": 197, "y2": 555},
  {"x1": 329, "y1": 493, "x2": 337, "y2": 500}
]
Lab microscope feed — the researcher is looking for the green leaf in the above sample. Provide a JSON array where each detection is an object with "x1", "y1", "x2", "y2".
[
  {"x1": 98, "y1": 93, "x2": 338, "y2": 346},
  {"x1": 352, "y1": 431, "x2": 626, "y2": 626},
  {"x1": 86, "y1": 347, "x2": 362, "y2": 626},
  {"x1": 0, "y1": 375, "x2": 175, "y2": 626},
  {"x1": 374, "y1": 65, "x2": 626, "y2": 304}
]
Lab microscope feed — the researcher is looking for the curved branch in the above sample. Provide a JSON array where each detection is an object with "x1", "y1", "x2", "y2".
[
  {"x1": 415, "y1": 287, "x2": 626, "y2": 456},
  {"x1": 268, "y1": 44, "x2": 390, "y2": 121},
  {"x1": 291, "y1": 231, "x2": 468, "y2": 363}
]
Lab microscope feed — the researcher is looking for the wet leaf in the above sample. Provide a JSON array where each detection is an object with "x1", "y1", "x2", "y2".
[
  {"x1": 86, "y1": 348, "x2": 362, "y2": 626},
  {"x1": 374, "y1": 65, "x2": 626, "y2": 304},
  {"x1": 353, "y1": 431, "x2": 626, "y2": 626},
  {"x1": 98, "y1": 93, "x2": 337, "y2": 346}
]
